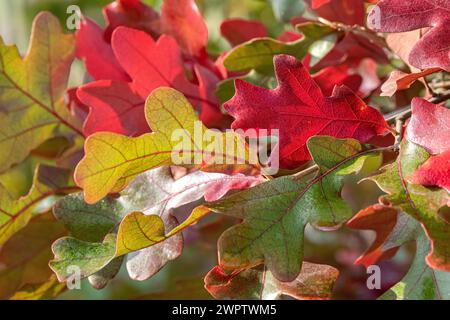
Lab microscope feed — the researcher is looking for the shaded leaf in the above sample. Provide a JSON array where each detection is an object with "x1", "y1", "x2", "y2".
[
  {"x1": 0, "y1": 213, "x2": 67, "y2": 299},
  {"x1": 220, "y1": 19, "x2": 268, "y2": 47},
  {"x1": 0, "y1": 165, "x2": 73, "y2": 245},
  {"x1": 9, "y1": 275, "x2": 65, "y2": 300},
  {"x1": 52, "y1": 166, "x2": 261, "y2": 281},
  {"x1": 103, "y1": 0, "x2": 160, "y2": 40},
  {"x1": 347, "y1": 204, "x2": 400, "y2": 268},
  {"x1": 270, "y1": 0, "x2": 306, "y2": 23},
  {"x1": 205, "y1": 262, "x2": 339, "y2": 300}
]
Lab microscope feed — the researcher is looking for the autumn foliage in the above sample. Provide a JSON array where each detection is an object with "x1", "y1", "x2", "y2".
[{"x1": 0, "y1": 0, "x2": 449, "y2": 300}]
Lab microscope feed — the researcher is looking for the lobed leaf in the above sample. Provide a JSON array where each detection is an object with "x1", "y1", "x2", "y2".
[
  {"x1": 75, "y1": 87, "x2": 255, "y2": 204},
  {"x1": 0, "y1": 12, "x2": 81, "y2": 172},
  {"x1": 205, "y1": 262, "x2": 339, "y2": 300},
  {"x1": 0, "y1": 165, "x2": 74, "y2": 245},
  {"x1": 204, "y1": 136, "x2": 382, "y2": 281}
]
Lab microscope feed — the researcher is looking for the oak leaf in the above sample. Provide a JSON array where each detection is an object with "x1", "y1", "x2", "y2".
[{"x1": 225, "y1": 54, "x2": 388, "y2": 169}]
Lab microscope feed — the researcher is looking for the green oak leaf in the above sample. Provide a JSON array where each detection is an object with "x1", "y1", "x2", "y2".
[
  {"x1": 53, "y1": 193, "x2": 125, "y2": 243},
  {"x1": 50, "y1": 234, "x2": 117, "y2": 281},
  {"x1": 368, "y1": 140, "x2": 450, "y2": 272},
  {"x1": 0, "y1": 12, "x2": 82, "y2": 173},
  {"x1": 0, "y1": 164, "x2": 74, "y2": 245},
  {"x1": 223, "y1": 23, "x2": 337, "y2": 74},
  {"x1": 50, "y1": 167, "x2": 261, "y2": 282},
  {"x1": 205, "y1": 136, "x2": 382, "y2": 281}
]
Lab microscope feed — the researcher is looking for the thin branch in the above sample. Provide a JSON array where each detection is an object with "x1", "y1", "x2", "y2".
[{"x1": 383, "y1": 90, "x2": 450, "y2": 122}]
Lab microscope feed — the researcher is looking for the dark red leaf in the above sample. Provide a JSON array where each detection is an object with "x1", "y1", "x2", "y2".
[
  {"x1": 103, "y1": 0, "x2": 160, "y2": 41},
  {"x1": 224, "y1": 54, "x2": 389, "y2": 169},
  {"x1": 76, "y1": 18, "x2": 129, "y2": 82},
  {"x1": 368, "y1": 0, "x2": 450, "y2": 71},
  {"x1": 161, "y1": 0, "x2": 208, "y2": 59},
  {"x1": 220, "y1": 18, "x2": 268, "y2": 47},
  {"x1": 77, "y1": 28, "x2": 210, "y2": 136}
]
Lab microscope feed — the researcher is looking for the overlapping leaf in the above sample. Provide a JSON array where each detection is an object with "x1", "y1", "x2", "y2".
[
  {"x1": 51, "y1": 166, "x2": 262, "y2": 282},
  {"x1": 349, "y1": 205, "x2": 450, "y2": 300},
  {"x1": 347, "y1": 205, "x2": 401, "y2": 268},
  {"x1": 160, "y1": 0, "x2": 208, "y2": 59},
  {"x1": 381, "y1": 68, "x2": 442, "y2": 97},
  {"x1": 204, "y1": 136, "x2": 382, "y2": 281},
  {"x1": 406, "y1": 98, "x2": 450, "y2": 192},
  {"x1": 0, "y1": 12, "x2": 81, "y2": 172},
  {"x1": 75, "y1": 87, "x2": 256, "y2": 204},
  {"x1": 225, "y1": 54, "x2": 388, "y2": 169},
  {"x1": 77, "y1": 27, "x2": 204, "y2": 136},
  {"x1": 0, "y1": 165, "x2": 73, "y2": 245},
  {"x1": 407, "y1": 98, "x2": 450, "y2": 155},
  {"x1": 205, "y1": 262, "x2": 339, "y2": 300},
  {"x1": 0, "y1": 213, "x2": 67, "y2": 299},
  {"x1": 368, "y1": 140, "x2": 450, "y2": 272},
  {"x1": 368, "y1": 0, "x2": 450, "y2": 71},
  {"x1": 223, "y1": 23, "x2": 337, "y2": 74},
  {"x1": 220, "y1": 19, "x2": 268, "y2": 47}
]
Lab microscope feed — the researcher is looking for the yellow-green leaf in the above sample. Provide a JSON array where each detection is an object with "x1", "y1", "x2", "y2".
[
  {"x1": 0, "y1": 164, "x2": 74, "y2": 245},
  {"x1": 75, "y1": 87, "x2": 254, "y2": 204},
  {"x1": 115, "y1": 206, "x2": 211, "y2": 257},
  {"x1": 0, "y1": 12, "x2": 82, "y2": 172}
]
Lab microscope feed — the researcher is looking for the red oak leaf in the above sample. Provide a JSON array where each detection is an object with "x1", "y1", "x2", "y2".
[
  {"x1": 76, "y1": 18, "x2": 129, "y2": 82},
  {"x1": 277, "y1": 31, "x2": 303, "y2": 42},
  {"x1": 408, "y1": 150, "x2": 450, "y2": 192},
  {"x1": 314, "y1": 32, "x2": 389, "y2": 70},
  {"x1": 220, "y1": 18, "x2": 268, "y2": 47},
  {"x1": 194, "y1": 65, "x2": 233, "y2": 129},
  {"x1": 224, "y1": 54, "x2": 388, "y2": 169},
  {"x1": 347, "y1": 205, "x2": 400, "y2": 268},
  {"x1": 104, "y1": 0, "x2": 160, "y2": 40},
  {"x1": 161, "y1": 0, "x2": 208, "y2": 59},
  {"x1": 308, "y1": 0, "x2": 365, "y2": 25},
  {"x1": 368, "y1": 0, "x2": 450, "y2": 71},
  {"x1": 406, "y1": 98, "x2": 450, "y2": 155},
  {"x1": 77, "y1": 27, "x2": 208, "y2": 136},
  {"x1": 312, "y1": 64, "x2": 362, "y2": 97},
  {"x1": 311, "y1": 0, "x2": 331, "y2": 9}
]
